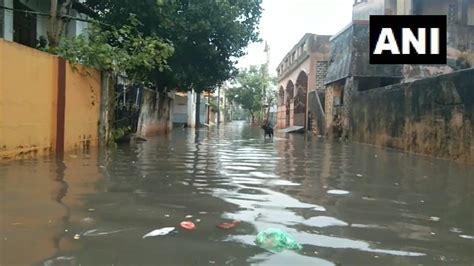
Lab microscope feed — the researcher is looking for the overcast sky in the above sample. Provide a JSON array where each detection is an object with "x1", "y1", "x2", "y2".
[{"x1": 237, "y1": 0, "x2": 354, "y2": 75}]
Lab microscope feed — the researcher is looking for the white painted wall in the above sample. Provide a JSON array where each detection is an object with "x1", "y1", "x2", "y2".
[
  {"x1": 173, "y1": 95, "x2": 188, "y2": 123},
  {"x1": 66, "y1": 10, "x2": 89, "y2": 38},
  {"x1": 3, "y1": 0, "x2": 13, "y2": 41},
  {"x1": 36, "y1": 15, "x2": 48, "y2": 40}
]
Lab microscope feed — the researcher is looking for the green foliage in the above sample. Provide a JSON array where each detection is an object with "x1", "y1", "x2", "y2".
[
  {"x1": 209, "y1": 98, "x2": 218, "y2": 112},
  {"x1": 110, "y1": 126, "x2": 131, "y2": 143},
  {"x1": 83, "y1": 0, "x2": 263, "y2": 93},
  {"x1": 226, "y1": 64, "x2": 275, "y2": 121},
  {"x1": 46, "y1": 15, "x2": 174, "y2": 84}
]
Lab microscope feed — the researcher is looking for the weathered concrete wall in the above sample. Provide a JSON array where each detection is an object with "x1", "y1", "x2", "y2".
[
  {"x1": 325, "y1": 81, "x2": 344, "y2": 137},
  {"x1": 308, "y1": 35, "x2": 331, "y2": 93},
  {"x1": 402, "y1": 23, "x2": 474, "y2": 83},
  {"x1": 469, "y1": 1, "x2": 474, "y2": 25},
  {"x1": 137, "y1": 90, "x2": 172, "y2": 136},
  {"x1": 294, "y1": 113, "x2": 304, "y2": 127},
  {"x1": 350, "y1": 69, "x2": 474, "y2": 164},
  {"x1": 64, "y1": 62, "x2": 101, "y2": 153},
  {"x1": 308, "y1": 90, "x2": 326, "y2": 135},
  {"x1": 395, "y1": 0, "x2": 474, "y2": 82},
  {"x1": 315, "y1": 61, "x2": 329, "y2": 91},
  {"x1": 307, "y1": 61, "x2": 330, "y2": 134},
  {"x1": 447, "y1": 25, "x2": 474, "y2": 65}
]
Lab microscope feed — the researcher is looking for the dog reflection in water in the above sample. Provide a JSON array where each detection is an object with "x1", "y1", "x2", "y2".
[{"x1": 261, "y1": 122, "x2": 274, "y2": 139}]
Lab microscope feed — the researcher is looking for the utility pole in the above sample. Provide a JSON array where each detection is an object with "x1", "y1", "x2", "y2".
[
  {"x1": 263, "y1": 41, "x2": 271, "y2": 122},
  {"x1": 207, "y1": 92, "x2": 211, "y2": 125},
  {"x1": 217, "y1": 86, "x2": 221, "y2": 128}
]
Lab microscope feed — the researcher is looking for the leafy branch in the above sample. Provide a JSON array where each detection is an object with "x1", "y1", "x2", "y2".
[{"x1": 46, "y1": 15, "x2": 174, "y2": 84}]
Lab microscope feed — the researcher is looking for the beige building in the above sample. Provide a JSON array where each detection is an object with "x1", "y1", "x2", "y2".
[{"x1": 275, "y1": 34, "x2": 331, "y2": 132}]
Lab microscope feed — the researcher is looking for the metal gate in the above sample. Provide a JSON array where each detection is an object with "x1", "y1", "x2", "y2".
[{"x1": 113, "y1": 77, "x2": 143, "y2": 134}]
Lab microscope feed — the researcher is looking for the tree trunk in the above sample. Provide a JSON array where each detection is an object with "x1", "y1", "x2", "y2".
[
  {"x1": 48, "y1": 0, "x2": 58, "y2": 47},
  {"x1": 195, "y1": 91, "x2": 201, "y2": 128},
  {"x1": 48, "y1": 0, "x2": 73, "y2": 47}
]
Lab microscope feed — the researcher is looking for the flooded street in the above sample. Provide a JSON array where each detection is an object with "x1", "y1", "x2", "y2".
[{"x1": 1, "y1": 121, "x2": 473, "y2": 265}]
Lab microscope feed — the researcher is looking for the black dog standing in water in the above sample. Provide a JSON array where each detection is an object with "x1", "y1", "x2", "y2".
[{"x1": 262, "y1": 123, "x2": 274, "y2": 139}]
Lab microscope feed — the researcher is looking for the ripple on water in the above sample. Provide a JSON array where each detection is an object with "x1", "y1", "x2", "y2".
[
  {"x1": 327, "y1": 189, "x2": 350, "y2": 195},
  {"x1": 459, "y1": 235, "x2": 474, "y2": 240},
  {"x1": 224, "y1": 166, "x2": 257, "y2": 171},
  {"x1": 250, "y1": 171, "x2": 279, "y2": 178},
  {"x1": 304, "y1": 216, "x2": 349, "y2": 228}
]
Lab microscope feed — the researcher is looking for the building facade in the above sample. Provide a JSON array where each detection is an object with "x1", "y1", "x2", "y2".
[
  {"x1": 323, "y1": 0, "x2": 474, "y2": 138},
  {"x1": 0, "y1": 0, "x2": 91, "y2": 48},
  {"x1": 276, "y1": 33, "x2": 331, "y2": 133}
]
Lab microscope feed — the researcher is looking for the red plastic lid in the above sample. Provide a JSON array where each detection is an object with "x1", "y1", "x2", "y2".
[
  {"x1": 217, "y1": 220, "x2": 241, "y2": 229},
  {"x1": 180, "y1": 221, "x2": 196, "y2": 230}
]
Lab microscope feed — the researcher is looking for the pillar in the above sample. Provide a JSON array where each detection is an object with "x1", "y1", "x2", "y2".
[
  {"x1": 187, "y1": 90, "x2": 196, "y2": 128},
  {"x1": 2, "y1": 0, "x2": 14, "y2": 41}
]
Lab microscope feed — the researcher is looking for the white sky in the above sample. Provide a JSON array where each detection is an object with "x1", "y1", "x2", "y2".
[{"x1": 237, "y1": 0, "x2": 354, "y2": 76}]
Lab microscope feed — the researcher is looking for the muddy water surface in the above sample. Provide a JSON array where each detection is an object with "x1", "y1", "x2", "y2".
[{"x1": 1, "y1": 121, "x2": 473, "y2": 265}]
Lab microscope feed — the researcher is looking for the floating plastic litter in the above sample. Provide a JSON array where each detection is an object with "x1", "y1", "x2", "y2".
[{"x1": 255, "y1": 228, "x2": 302, "y2": 253}]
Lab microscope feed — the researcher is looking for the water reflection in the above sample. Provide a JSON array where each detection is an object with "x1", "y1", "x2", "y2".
[
  {"x1": 0, "y1": 151, "x2": 104, "y2": 265},
  {"x1": 1, "y1": 121, "x2": 473, "y2": 265},
  {"x1": 48, "y1": 159, "x2": 70, "y2": 257}
]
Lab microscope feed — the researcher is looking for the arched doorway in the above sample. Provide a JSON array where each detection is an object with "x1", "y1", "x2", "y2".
[
  {"x1": 285, "y1": 81, "x2": 294, "y2": 127},
  {"x1": 294, "y1": 71, "x2": 308, "y2": 127},
  {"x1": 278, "y1": 86, "x2": 285, "y2": 128},
  {"x1": 278, "y1": 86, "x2": 285, "y2": 106}
]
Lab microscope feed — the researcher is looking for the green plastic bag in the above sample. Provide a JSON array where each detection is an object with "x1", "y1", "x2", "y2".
[{"x1": 254, "y1": 228, "x2": 303, "y2": 253}]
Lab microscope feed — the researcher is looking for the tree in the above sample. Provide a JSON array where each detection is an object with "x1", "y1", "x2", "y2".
[
  {"x1": 47, "y1": 0, "x2": 74, "y2": 47},
  {"x1": 83, "y1": 0, "x2": 263, "y2": 126},
  {"x1": 226, "y1": 65, "x2": 274, "y2": 124},
  {"x1": 47, "y1": 15, "x2": 174, "y2": 84}
]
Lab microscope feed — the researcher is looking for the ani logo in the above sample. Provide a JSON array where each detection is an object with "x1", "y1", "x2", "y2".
[{"x1": 370, "y1": 15, "x2": 447, "y2": 64}]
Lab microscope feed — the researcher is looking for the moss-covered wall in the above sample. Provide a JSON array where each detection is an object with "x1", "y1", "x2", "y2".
[{"x1": 350, "y1": 69, "x2": 474, "y2": 164}]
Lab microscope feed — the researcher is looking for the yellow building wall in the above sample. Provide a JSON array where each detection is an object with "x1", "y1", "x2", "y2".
[
  {"x1": 0, "y1": 40, "x2": 58, "y2": 160},
  {"x1": 0, "y1": 40, "x2": 102, "y2": 160},
  {"x1": 64, "y1": 62, "x2": 101, "y2": 152}
]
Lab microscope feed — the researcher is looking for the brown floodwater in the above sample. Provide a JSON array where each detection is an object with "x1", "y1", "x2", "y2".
[{"x1": 1, "y1": 121, "x2": 473, "y2": 265}]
